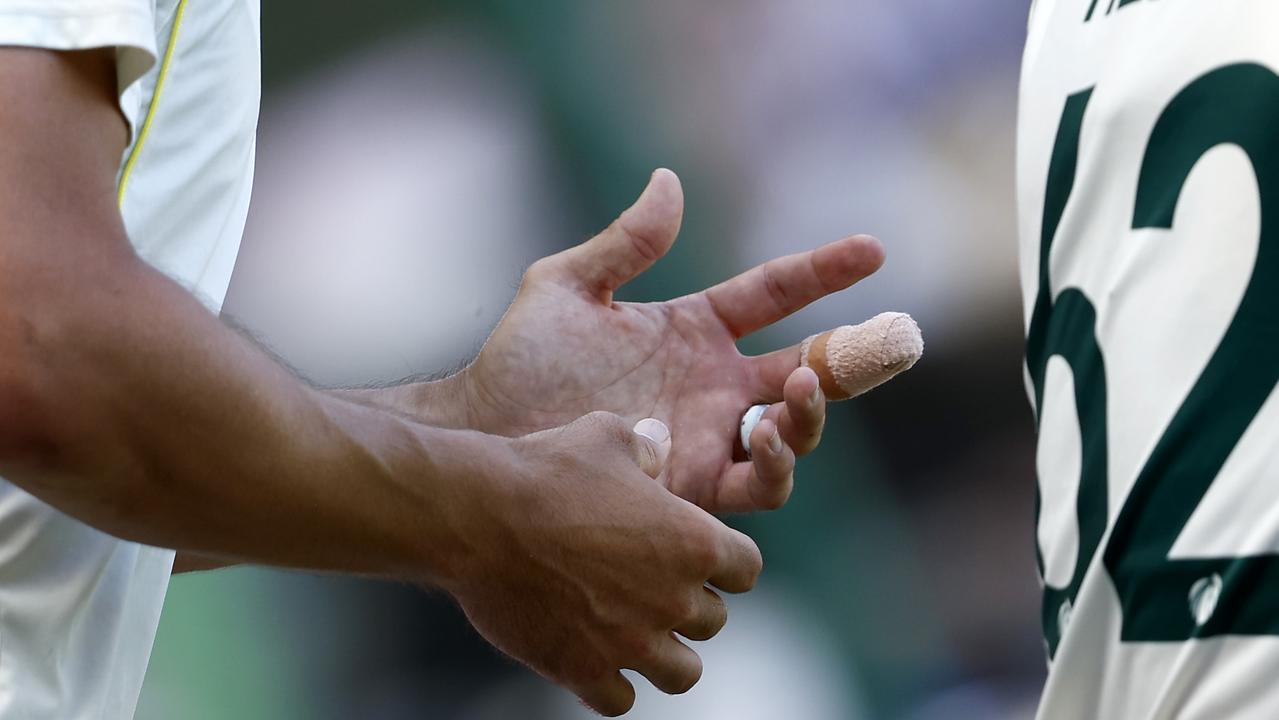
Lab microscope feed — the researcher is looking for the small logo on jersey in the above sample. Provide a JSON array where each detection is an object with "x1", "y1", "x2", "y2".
[
  {"x1": 1084, "y1": 0, "x2": 1147, "y2": 23},
  {"x1": 1188, "y1": 573, "x2": 1224, "y2": 627},
  {"x1": 1057, "y1": 598, "x2": 1074, "y2": 636}
]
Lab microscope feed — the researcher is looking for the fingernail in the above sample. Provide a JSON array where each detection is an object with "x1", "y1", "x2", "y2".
[
  {"x1": 809, "y1": 385, "x2": 822, "y2": 406},
  {"x1": 633, "y1": 418, "x2": 670, "y2": 445},
  {"x1": 768, "y1": 428, "x2": 783, "y2": 454},
  {"x1": 641, "y1": 169, "x2": 663, "y2": 197}
]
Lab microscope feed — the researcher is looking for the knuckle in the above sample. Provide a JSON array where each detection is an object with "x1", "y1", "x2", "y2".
[
  {"x1": 582, "y1": 676, "x2": 634, "y2": 719},
  {"x1": 673, "y1": 593, "x2": 701, "y2": 624},
  {"x1": 601, "y1": 693, "x2": 635, "y2": 718},
  {"x1": 522, "y1": 256, "x2": 557, "y2": 286},
  {"x1": 575, "y1": 411, "x2": 630, "y2": 446},
  {"x1": 760, "y1": 262, "x2": 793, "y2": 312},
  {"x1": 614, "y1": 424, "x2": 640, "y2": 451},
  {"x1": 583, "y1": 409, "x2": 625, "y2": 435},
  {"x1": 757, "y1": 485, "x2": 790, "y2": 511},
  {"x1": 712, "y1": 596, "x2": 729, "y2": 629},
  {"x1": 620, "y1": 631, "x2": 659, "y2": 665},
  {"x1": 576, "y1": 671, "x2": 633, "y2": 716},
  {"x1": 604, "y1": 415, "x2": 640, "y2": 450},
  {"x1": 615, "y1": 218, "x2": 663, "y2": 264},
  {"x1": 570, "y1": 655, "x2": 613, "y2": 687},
  {"x1": 662, "y1": 593, "x2": 699, "y2": 628},
  {"x1": 671, "y1": 657, "x2": 703, "y2": 695},
  {"x1": 682, "y1": 526, "x2": 722, "y2": 575}
]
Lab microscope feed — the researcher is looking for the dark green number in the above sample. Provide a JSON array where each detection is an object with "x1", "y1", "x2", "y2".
[
  {"x1": 1027, "y1": 89, "x2": 1109, "y2": 658},
  {"x1": 1105, "y1": 64, "x2": 1279, "y2": 641},
  {"x1": 1033, "y1": 64, "x2": 1279, "y2": 654}
]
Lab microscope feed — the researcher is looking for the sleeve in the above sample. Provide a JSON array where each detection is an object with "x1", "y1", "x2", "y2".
[{"x1": 0, "y1": 0, "x2": 157, "y2": 138}]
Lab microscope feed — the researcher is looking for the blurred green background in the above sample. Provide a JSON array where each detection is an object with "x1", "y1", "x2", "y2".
[{"x1": 137, "y1": 2, "x2": 1042, "y2": 718}]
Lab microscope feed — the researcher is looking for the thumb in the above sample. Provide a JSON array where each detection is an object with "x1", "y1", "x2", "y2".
[
  {"x1": 560, "y1": 168, "x2": 684, "y2": 302},
  {"x1": 632, "y1": 418, "x2": 672, "y2": 480}
]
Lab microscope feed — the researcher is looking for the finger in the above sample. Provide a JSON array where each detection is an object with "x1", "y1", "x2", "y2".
[
  {"x1": 674, "y1": 587, "x2": 728, "y2": 642},
  {"x1": 632, "y1": 418, "x2": 672, "y2": 479},
  {"x1": 555, "y1": 168, "x2": 684, "y2": 302},
  {"x1": 706, "y1": 522, "x2": 763, "y2": 594},
  {"x1": 737, "y1": 370, "x2": 824, "y2": 454},
  {"x1": 714, "y1": 418, "x2": 798, "y2": 514},
  {"x1": 748, "y1": 418, "x2": 796, "y2": 507},
  {"x1": 577, "y1": 671, "x2": 637, "y2": 717},
  {"x1": 627, "y1": 634, "x2": 704, "y2": 696},
  {"x1": 702, "y1": 234, "x2": 884, "y2": 339},
  {"x1": 777, "y1": 368, "x2": 825, "y2": 457}
]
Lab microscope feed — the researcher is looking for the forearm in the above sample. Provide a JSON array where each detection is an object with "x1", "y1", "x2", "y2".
[
  {"x1": 0, "y1": 257, "x2": 496, "y2": 584},
  {"x1": 173, "y1": 552, "x2": 235, "y2": 574}
]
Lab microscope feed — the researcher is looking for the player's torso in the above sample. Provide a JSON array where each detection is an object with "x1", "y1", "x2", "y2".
[
  {"x1": 1019, "y1": 1, "x2": 1279, "y2": 718},
  {"x1": 0, "y1": 2, "x2": 260, "y2": 718},
  {"x1": 118, "y1": 0, "x2": 261, "y2": 308}
]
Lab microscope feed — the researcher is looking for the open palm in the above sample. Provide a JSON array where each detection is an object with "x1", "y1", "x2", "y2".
[{"x1": 460, "y1": 170, "x2": 888, "y2": 513}]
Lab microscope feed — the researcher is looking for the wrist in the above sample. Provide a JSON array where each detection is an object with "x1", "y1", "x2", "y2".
[
  {"x1": 299, "y1": 391, "x2": 489, "y2": 584},
  {"x1": 405, "y1": 366, "x2": 509, "y2": 437},
  {"x1": 396, "y1": 423, "x2": 519, "y2": 590},
  {"x1": 333, "y1": 370, "x2": 477, "y2": 431},
  {"x1": 402, "y1": 371, "x2": 474, "y2": 429}
]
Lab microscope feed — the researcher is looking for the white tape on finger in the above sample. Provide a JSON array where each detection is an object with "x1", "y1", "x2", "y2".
[{"x1": 739, "y1": 404, "x2": 770, "y2": 460}]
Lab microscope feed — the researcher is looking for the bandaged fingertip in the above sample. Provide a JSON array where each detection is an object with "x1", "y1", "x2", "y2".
[
  {"x1": 738, "y1": 312, "x2": 923, "y2": 457},
  {"x1": 799, "y1": 312, "x2": 923, "y2": 401}
]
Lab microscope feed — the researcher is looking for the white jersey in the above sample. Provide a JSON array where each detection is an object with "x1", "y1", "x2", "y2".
[
  {"x1": 1020, "y1": 1, "x2": 1279, "y2": 718},
  {"x1": 0, "y1": 1, "x2": 259, "y2": 717}
]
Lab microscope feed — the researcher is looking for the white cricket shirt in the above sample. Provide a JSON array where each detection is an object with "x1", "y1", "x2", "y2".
[
  {"x1": 1020, "y1": 1, "x2": 1279, "y2": 718},
  {"x1": 0, "y1": 1, "x2": 260, "y2": 717}
]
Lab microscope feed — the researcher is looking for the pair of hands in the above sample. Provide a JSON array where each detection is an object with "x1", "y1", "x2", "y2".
[
  {"x1": 456, "y1": 168, "x2": 885, "y2": 512},
  {"x1": 414, "y1": 170, "x2": 887, "y2": 715}
]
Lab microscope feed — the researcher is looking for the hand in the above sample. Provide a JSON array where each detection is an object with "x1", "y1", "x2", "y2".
[
  {"x1": 457, "y1": 169, "x2": 888, "y2": 512},
  {"x1": 447, "y1": 411, "x2": 762, "y2": 716}
]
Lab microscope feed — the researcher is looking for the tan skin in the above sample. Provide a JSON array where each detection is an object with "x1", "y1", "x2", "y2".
[
  {"x1": 447, "y1": 169, "x2": 883, "y2": 513},
  {"x1": 182, "y1": 177, "x2": 879, "y2": 567},
  {"x1": 0, "y1": 48, "x2": 892, "y2": 716}
]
